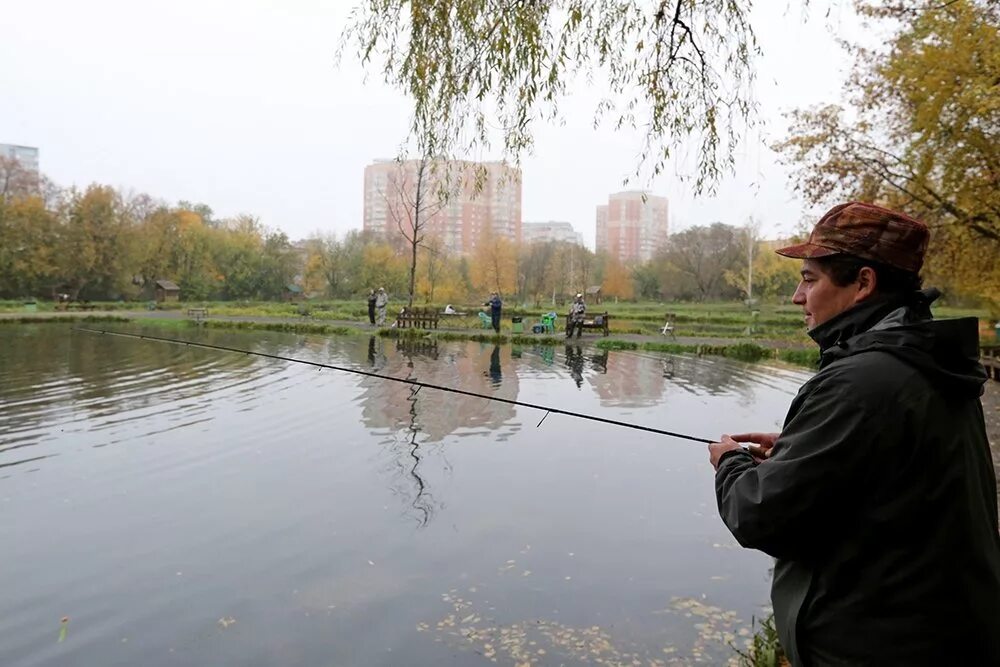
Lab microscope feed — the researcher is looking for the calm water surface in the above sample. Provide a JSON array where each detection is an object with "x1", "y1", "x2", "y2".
[{"x1": 1, "y1": 323, "x2": 811, "y2": 666}]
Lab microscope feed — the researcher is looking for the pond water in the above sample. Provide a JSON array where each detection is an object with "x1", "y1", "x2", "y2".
[{"x1": 1, "y1": 323, "x2": 811, "y2": 667}]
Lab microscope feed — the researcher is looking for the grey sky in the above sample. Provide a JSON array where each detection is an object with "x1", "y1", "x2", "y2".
[{"x1": 1, "y1": 1, "x2": 860, "y2": 247}]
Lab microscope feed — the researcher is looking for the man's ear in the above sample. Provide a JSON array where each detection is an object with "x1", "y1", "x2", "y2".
[{"x1": 855, "y1": 266, "x2": 877, "y2": 301}]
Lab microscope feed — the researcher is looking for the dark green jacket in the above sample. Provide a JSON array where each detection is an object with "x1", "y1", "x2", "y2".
[{"x1": 716, "y1": 291, "x2": 1000, "y2": 666}]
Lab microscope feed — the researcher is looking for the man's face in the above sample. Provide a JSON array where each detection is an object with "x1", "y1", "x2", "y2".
[{"x1": 792, "y1": 258, "x2": 864, "y2": 330}]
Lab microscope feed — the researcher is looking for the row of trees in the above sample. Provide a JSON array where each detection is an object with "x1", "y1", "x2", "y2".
[
  {"x1": 0, "y1": 158, "x2": 799, "y2": 304},
  {"x1": 0, "y1": 161, "x2": 300, "y2": 302},
  {"x1": 280, "y1": 221, "x2": 801, "y2": 305}
]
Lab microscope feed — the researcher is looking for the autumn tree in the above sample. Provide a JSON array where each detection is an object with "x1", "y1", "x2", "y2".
[
  {"x1": 257, "y1": 230, "x2": 300, "y2": 300},
  {"x1": 341, "y1": 1, "x2": 758, "y2": 190},
  {"x1": 360, "y1": 243, "x2": 409, "y2": 297},
  {"x1": 776, "y1": 1, "x2": 1000, "y2": 307},
  {"x1": 632, "y1": 261, "x2": 661, "y2": 300},
  {"x1": 60, "y1": 185, "x2": 132, "y2": 300},
  {"x1": 129, "y1": 207, "x2": 182, "y2": 294},
  {"x1": 417, "y1": 236, "x2": 467, "y2": 304},
  {"x1": 302, "y1": 233, "x2": 341, "y2": 297},
  {"x1": 470, "y1": 230, "x2": 518, "y2": 298},
  {"x1": 600, "y1": 254, "x2": 635, "y2": 301},
  {"x1": 663, "y1": 223, "x2": 743, "y2": 301},
  {"x1": 520, "y1": 241, "x2": 559, "y2": 306},
  {"x1": 0, "y1": 195, "x2": 60, "y2": 298},
  {"x1": 214, "y1": 214, "x2": 267, "y2": 299}
]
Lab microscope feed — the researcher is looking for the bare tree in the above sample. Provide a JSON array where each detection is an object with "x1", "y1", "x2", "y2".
[
  {"x1": 380, "y1": 157, "x2": 449, "y2": 308},
  {"x1": 0, "y1": 156, "x2": 39, "y2": 201}
]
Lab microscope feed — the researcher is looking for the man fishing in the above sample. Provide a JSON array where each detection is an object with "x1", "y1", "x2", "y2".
[{"x1": 709, "y1": 202, "x2": 1000, "y2": 666}]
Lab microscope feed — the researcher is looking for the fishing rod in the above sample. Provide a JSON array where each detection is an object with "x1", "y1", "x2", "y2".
[{"x1": 74, "y1": 327, "x2": 714, "y2": 444}]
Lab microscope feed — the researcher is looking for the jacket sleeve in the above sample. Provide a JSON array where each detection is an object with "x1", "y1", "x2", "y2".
[{"x1": 715, "y1": 373, "x2": 883, "y2": 560}]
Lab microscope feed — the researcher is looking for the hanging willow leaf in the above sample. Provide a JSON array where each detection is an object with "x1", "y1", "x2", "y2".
[{"x1": 339, "y1": 1, "x2": 760, "y2": 193}]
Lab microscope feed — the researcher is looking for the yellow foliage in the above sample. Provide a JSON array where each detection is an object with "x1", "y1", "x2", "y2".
[
  {"x1": 602, "y1": 256, "x2": 634, "y2": 300},
  {"x1": 470, "y1": 233, "x2": 518, "y2": 296},
  {"x1": 778, "y1": 2, "x2": 1000, "y2": 303}
]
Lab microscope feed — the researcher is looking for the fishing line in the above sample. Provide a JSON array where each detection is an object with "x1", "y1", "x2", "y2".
[{"x1": 74, "y1": 327, "x2": 714, "y2": 444}]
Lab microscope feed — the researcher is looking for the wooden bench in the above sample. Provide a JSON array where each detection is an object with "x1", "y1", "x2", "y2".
[
  {"x1": 395, "y1": 307, "x2": 439, "y2": 329},
  {"x1": 187, "y1": 307, "x2": 208, "y2": 320},
  {"x1": 578, "y1": 312, "x2": 610, "y2": 336},
  {"x1": 439, "y1": 311, "x2": 471, "y2": 328}
]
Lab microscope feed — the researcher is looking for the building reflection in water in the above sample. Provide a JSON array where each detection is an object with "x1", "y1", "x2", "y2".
[
  {"x1": 347, "y1": 336, "x2": 804, "y2": 525},
  {"x1": 356, "y1": 339, "x2": 521, "y2": 527}
]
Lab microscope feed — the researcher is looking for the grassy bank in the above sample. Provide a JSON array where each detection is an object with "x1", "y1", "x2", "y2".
[{"x1": 6, "y1": 297, "x2": 992, "y2": 345}]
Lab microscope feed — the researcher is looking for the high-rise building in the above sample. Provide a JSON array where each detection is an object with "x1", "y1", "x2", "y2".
[
  {"x1": 521, "y1": 221, "x2": 585, "y2": 247},
  {"x1": 0, "y1": 143, "x2": 40, "y2": 175},
  {"x1": 595, "y1": 191, "x2": 668, "y2": 263},
  {"x1": 363, "y1": 159, "x2": 521, "y2": 255}
]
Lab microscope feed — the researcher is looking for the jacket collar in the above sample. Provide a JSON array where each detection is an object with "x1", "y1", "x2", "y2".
[{"x1": 807, "y1": 289, "x2": 940, "y2": 353}]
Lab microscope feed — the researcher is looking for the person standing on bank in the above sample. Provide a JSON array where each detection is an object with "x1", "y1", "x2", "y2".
[
  {"x1": 374, "y1": 287, "x2": 388, "y2": 327},
  {"x1": 367, "y1": 289, "x2": 377, "y2": 326},
  {"x1": 484, "y1": 292, "x2": 502, "y2": 334},
  {"x1": 708, "y1": 202, "x2": 1000, "y2": 666},
  {"x1": 566, "y1": 293, "x2": 586, "y2": 338}
]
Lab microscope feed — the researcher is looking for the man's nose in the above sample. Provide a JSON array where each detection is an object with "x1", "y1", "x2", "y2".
[{"x1": 792, "y1": 283, "x2": 806, "y2": 305}]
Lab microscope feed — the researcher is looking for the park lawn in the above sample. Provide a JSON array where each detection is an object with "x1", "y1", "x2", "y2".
[{"x1": 0, "y1": 299, "x2": 991, "y2": 344}]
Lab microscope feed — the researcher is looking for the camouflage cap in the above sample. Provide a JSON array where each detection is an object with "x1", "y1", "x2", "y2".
[{"x1": 776, "y1": 202, "x2": 929, "y2": 273}]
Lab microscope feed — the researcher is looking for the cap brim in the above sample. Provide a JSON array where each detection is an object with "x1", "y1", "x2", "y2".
[{"x1": 774, "y1": 242, "x2": 840, "y2": 260}]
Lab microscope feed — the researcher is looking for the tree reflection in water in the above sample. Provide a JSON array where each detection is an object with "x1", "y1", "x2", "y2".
[{"x1": 380, "y1": 346, "x2": 439, "y2": 527}]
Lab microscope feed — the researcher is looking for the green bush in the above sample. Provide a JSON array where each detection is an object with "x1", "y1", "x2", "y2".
[{"x1": 778, "y1": 348, "x2": 821, "y2": 368}]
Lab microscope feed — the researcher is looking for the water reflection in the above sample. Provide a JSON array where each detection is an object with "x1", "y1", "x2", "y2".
[
  {"x1": 395, "y1": 336, "x2": 439, "y2": 360},
  {"x1": 366, "y1": 335, "x2": 383, "y2": 368},
  {"x1": 356, "y1": 342, "x2": 519, "y2": 444},
  {"x1": 391, "y1": 360, "x2": 436, "y2": 527},
  {"x1": 0, "y1": 324, "x2": 803, "y2": 666},
  {"x1": 0, "y1": 326, "x2": 808, "y2": 478},
  {"x1": 485, "y1": 345, "x2": 502, "y2": 386},
  {"x1": 565, "y1": 345, "x2": 585, "y2": 388}
]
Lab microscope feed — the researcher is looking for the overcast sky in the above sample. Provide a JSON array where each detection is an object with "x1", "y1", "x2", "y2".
[{"x1": 1, "y1": 1, "x2": 861, "y2": 247}]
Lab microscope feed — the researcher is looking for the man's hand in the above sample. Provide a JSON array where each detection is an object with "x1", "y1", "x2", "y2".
[
  {"x1": 708, "y1": 435, "x2": 744, "y2": 470},
  {"x1": 731, "y1": 432, "x2": 779, "y2": 463},
  {"x1": 708, "y1": 432, "x2": 780, "y2": 470}
]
